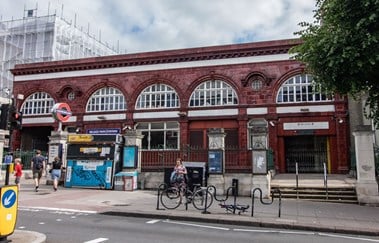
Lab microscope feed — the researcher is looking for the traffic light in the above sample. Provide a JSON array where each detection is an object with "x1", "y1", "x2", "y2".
[
  {"x1": 9, "y1": 107, "x2": 22, "y2": 130},
  {"x1": 0, "y1": 104, "x2": 10, "y2": 130}
]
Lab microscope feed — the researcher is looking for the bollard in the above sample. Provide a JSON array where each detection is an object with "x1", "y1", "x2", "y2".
[
  {"x1": 156, "y1": 183, "x2": 166, "y2": 210},
  {"x1": 232, "y1": 178, "x2": 239, "y2": 197}
]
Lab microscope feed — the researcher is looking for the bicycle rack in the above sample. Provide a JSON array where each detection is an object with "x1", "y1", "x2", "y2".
[
  {"x1": 156, "y1": 183, "x2": 167, "y2": 210},
  {"x1": 201, "y1": 185, "x2": 237, "y2": 214},
  {"x1": 251, "y1": 188, "x2": 281, "y2": 218}
]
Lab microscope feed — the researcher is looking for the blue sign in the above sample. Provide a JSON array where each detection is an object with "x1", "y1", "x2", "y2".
[
  {"x1": 4, "y1": 155, "x2": 13, "y2": 165},
  {"x1": 87, "y1": 128, "x2": 120, "y2": 135},
  {"x1": 2, "y1": 189, "x2": 16, "y2": 208}
]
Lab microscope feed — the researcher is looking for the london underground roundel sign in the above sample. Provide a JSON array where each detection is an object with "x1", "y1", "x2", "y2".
[{"x1": 51, "y1": 103, "x2": 72, "y2": 122}]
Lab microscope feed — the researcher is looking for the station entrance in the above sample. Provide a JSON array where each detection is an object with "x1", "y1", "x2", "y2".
[{"x1": 285, "y1": 135, "x2": 328, "y2": 173}]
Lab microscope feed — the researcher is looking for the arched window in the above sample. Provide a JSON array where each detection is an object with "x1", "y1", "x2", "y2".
[
  {"x1": 276, "y1": 74, "x2": 333, "y2": 103},
  {"x1": 189, "y1": 80, "x2": 238, "y2": 107},
  {"x1": 136, "y1": 84, "x2": 179, "y2": 109},
  {"x1": 21, "y1": 92, "x2": 55, "y2": 116},
  {"x1": 86, "y1": 87, "x2": 126, "y2": 112}
]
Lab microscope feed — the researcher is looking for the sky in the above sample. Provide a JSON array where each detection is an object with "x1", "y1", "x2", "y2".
[{"x1": 0, "y1": 0, "x2": 316, "y2": 54}]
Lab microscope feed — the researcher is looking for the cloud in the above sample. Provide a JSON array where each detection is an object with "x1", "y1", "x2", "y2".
[{"x1": 0, "y1": 0, "x2": 315, "y2": 53}]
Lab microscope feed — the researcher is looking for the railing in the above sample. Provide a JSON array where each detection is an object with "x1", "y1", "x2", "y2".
[
  {"x1": 141, "y1": 146, "x2": 257, "y2": 172},
  {"x1": 286, "y1": 149, "x2": 327, "y2": 173},
  {"x1": 1, "y1": 150, "x2": 45, "y2": 170},
  {"x1": 324, "y1": 162, "x2": 328, "y2": 200},
  {"x1": 295, "y1": 162, "x2": 329, "y2": 200}
]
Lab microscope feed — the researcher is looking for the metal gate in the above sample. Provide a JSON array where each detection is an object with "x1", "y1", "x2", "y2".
[{"x1": 285, "y1": 136, "x2": 328, "y2": 173}]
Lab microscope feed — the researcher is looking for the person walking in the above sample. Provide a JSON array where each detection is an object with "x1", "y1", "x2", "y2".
[
  {"x1": 14, "y1": 158, "x2": 22, "y2": 191},
  {"x1": 31, "y1": 150, "x2": 45, "y2": 192},
  {"x1": 51, "y1": 157, "x2": 62, "y2": 191}
]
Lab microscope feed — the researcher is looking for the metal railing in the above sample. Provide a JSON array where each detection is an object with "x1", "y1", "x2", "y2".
[{"x1": 295, "y1": 162, "x2": 329, "y2": 200}]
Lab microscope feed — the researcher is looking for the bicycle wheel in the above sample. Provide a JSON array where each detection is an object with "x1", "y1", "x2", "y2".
[
  {"x1": 192, "y1": 189, "x2": 213, "y2": 210},
  {"x1": 160, "y1": 187, "x2": 181, "y2": 209}
]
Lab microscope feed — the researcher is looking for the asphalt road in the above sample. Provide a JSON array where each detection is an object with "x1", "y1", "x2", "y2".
[{"x1": 16, "y1": 207, "x2": 379, "y2": 243}]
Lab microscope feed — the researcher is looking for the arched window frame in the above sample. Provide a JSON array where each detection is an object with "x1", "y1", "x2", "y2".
[
  {"x1": 86, "y1": 87, "x2": 126, "y2": 112},
  {"x1": 276, "y1": 74, "x2": 333, "y2": 103},
  {"x1": 21, "y1": 92, "x2": 55, "y2": 116},
  {"x1": 135, "y1": 84, "x2": 179, "y2": 109},
  {"x1": 189, "y1": 80, "x2": 238, "y2": 107}
]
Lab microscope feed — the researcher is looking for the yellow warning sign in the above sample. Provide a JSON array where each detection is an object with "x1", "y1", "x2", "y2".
[
  {"x1": 68, "y1": 134, "x2": 94, "y2": 143},
  {"x1": 0, "y1": 185, "x2": 18, "y2": 237}
]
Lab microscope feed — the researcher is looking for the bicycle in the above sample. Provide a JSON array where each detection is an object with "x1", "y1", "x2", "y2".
[{"x1": 160, "y1": 182, "x2": 214, "y2": 210}]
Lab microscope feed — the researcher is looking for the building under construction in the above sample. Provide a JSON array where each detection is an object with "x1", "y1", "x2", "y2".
[{"x1": 0, "y1": 11, "x2": 119, "y2": 97}]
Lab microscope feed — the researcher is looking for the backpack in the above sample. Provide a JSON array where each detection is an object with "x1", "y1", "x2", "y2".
[
  {"x1": 170, "y1": 171, "x2": 177, "y2": 184},
  {"x1": 33, "y1": 156, "x2": 44, "y2": 170}
]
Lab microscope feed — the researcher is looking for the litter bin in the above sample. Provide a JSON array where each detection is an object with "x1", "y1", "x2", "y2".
[{"x1": 232, "y1": 178, "x2": 239, "y2": 196}]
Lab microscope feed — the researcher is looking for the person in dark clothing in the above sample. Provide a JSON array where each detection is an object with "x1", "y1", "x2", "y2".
[
  {"x1": 51, "y1": 157, "x2": 63, "y2": 191},
  {"x1": 31, "y1": 150, "x2": 45, "y2": 192}
]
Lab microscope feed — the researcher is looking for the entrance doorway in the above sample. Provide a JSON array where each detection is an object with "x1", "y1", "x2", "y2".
[{"x1": 285, "y1": 136, "x2": 328, "y2": 173}]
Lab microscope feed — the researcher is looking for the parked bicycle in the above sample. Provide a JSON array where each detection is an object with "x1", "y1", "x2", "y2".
[{"x1": 160, "y1": 182, "x2": 214, "y2": 210}]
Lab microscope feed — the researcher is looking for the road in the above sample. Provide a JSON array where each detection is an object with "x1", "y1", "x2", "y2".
[{"x1": 16, "y1": 207, "x2": 379, "y2": 243}]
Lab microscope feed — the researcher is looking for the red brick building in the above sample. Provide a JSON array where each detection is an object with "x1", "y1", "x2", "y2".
[{"x1": 11, "y1": 38, "x2": 350, "y2": 175}]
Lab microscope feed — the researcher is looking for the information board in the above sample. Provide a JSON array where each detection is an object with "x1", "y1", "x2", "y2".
[{"x1": 208, "y1": 150, "x2": 223, "y2": 174}]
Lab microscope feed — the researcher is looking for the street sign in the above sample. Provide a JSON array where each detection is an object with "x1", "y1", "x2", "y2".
[
  {"x1": 0, "y1": 185, "x2": 18, "y2": 237},
  {"x1": 3, "y1": 155, "x2": 12, "y2": 165}
]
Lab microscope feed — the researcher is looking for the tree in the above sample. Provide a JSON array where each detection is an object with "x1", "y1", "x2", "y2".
[{"x1": 291, "y1": 0, "x2": 379, "y2": 127}]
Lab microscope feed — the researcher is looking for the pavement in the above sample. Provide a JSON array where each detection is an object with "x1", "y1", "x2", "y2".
[{"x1": 1, "y1": 173, "x2": 379, "y2": 243}]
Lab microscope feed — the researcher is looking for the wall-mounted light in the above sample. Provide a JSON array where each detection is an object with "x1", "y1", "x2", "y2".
[
  {"x1": 269, "y1": 121, "x2": 275, "y2": 127},
  {"x1": 338, "y1": 118, "x2": 343, "y2": 124}
]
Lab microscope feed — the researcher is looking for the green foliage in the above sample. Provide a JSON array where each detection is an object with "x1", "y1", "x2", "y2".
[{"x1": 291, "y1": 0, "x2": 379, "y2": 127}]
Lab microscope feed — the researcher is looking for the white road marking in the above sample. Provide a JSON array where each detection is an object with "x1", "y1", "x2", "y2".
[
  {"x1": 146, "y1": 219, "x2": 160, "y2": 224},
  {"x1": 279, "y1": 230, "x2": 315, "y2": 235},
  {"x1": 163, "y1": 219, "x2": 230, "y2": 231},
  {"x1": 83, "y1": 238, "x2": 108, "y2": 243},
  {"x1": 235, "y1": 228, "x2": 379, "y2": 242},
  {"x1": 18, "y1": 206, "x2": 97, "y2": 214},
  {"x1": 318, "y1": 233, "x2": 379, "y2": 242},
  {"x1": 233, "y1": 229, "x2": 279, "y2": 233},
  {"x1": 38, "y1": 222, "x2": 45, "y2": 225}
]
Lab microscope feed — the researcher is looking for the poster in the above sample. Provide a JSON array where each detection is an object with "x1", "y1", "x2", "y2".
[
  {"x1": 123, "y1": 146, "x2": 138, "y2": 168},
  {"x1": 252, "y1": 150, "x2": 267, "y2": 174},
  {"x1": 208, "y1": 150, "x2": 223, "y2": 174}
]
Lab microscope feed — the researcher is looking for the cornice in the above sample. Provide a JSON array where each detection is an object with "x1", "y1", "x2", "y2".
[{"x1": 11, "y1": 38, "x2": 301, "y2": 76}]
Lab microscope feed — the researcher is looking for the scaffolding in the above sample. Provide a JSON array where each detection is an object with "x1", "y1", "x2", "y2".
[{"x1": 0, "y1": 13, "x2": 119, "y2": 97}]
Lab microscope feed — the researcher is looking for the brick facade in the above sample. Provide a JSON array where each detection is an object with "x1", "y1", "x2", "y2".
[{"x1": 11, "y1": 38, "x2": 350, "y2": 174}]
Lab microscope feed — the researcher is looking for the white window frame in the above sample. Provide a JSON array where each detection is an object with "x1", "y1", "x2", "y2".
[
  {"x1": 21, "y1": 92, "x2": 55, "y2": 116},
  {"x1": 86, "y1": 87, "x2": 126, "y2": 112},
  {"x1": 189, "y1": 80, "x2": 238, "y2": 107},
  {"x1": 276, "y1": 74, "x2": 333, "y2": 103},
  {"x1": 136, "y1": 121, "x2": 179, "y2": 150},
  {"x1": 136, "y1": 84, "x2": 179, "y2": 109}
]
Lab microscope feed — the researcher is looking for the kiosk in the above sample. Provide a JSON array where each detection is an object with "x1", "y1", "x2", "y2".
[{"x1": 65, "y1": 134, "x2": 122, "y2": 189}]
